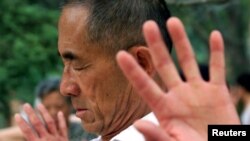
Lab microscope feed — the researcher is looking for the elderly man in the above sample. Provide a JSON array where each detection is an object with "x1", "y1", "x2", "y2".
[{"x1": 15, "y1": 0, "x2": 240, "y2": 141}]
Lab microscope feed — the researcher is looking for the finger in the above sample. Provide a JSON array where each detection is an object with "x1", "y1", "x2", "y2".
[
  {"x1": 37, "y1": 104, "x2": 58, "y2": 134},
  {"x1": 167, "y1": 17, "x2": 201, "y2": 82},
  {"x1": 143, "y1": 20, "x2": 182, "y2": 88},
  {"x1": 15, "y1": 114, "x2": 38, "y2": 141},
  {"x1": 23, "y1": 103, "x2": 48, "y2": 137},
  {"x1": 116, "y1": 51, "x2": 166, "y2": 114},
  {"x1": 58, "y1": 111, "x2": 68, "y2": 138},
  {"x1": 209, "y1": 30, "x2": 225, "y2": 85},
  {"x1": 134, "y1": 120, "x2": 171, "y2": 141}
]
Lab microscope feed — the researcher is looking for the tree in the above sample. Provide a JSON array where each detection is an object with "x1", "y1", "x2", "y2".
[{"x1": 0, "y1": 0, "x2": 61, "y2": 127}]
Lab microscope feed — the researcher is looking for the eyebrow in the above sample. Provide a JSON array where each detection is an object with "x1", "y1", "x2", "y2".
[{"x1": 61, "y1": 51, "x2": 77, "y2": 60}]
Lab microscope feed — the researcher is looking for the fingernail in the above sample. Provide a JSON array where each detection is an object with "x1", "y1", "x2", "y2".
[
  {"x1": 37, "y1": 103, "x2": 44, "y2": 109},
  {"x1": 58, "y1": 111, "x2": 63, "y2": 117}
]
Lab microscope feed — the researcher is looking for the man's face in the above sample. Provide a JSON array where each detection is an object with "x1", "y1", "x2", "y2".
[{"x1": 58, "y1": 6, "x2": 148, "y2": 135}]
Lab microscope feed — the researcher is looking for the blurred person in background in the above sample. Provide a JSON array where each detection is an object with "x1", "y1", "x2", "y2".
[
  {"x1": 0, "y1": 77, "x2": 97, "y2": 141},
  {"x1": 31, "y1": 77, "x2": 97, "y2": 141}
]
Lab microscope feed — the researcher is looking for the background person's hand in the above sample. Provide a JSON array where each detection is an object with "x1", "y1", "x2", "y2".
[
  {"x1": 116, "y1": 17, "x2": 240, "y2": 141},
  {"x1": 15, "y1": 103, "x2": 68, "y2": 141}
]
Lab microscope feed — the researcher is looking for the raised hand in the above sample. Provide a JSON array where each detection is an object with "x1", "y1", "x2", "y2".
[
  {"x1": 116, "y1": 17, "x2": 240, "y2": 141},
  {"x1": 15, "y1": 104, "x2": 68, "y2": 141}
]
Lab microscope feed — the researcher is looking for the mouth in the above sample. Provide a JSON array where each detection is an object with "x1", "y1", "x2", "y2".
[{"x1": 75, "y1": 108, "x2": 88, "y2": 118}]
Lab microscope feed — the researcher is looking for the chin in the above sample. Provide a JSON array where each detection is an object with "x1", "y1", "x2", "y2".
[{"x1": 81, "y1": 120, "x2": 104, "y2": 135}]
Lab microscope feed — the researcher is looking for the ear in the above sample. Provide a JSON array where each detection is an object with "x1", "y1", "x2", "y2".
[{"x1": 128, "y1": 46, "x2": 155, "y2": 76}]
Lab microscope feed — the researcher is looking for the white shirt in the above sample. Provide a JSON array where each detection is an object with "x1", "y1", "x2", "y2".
[
  {"x1": 91, "y1": 112, "x2": 159, "y2": 141},
  {"x1": 241, "y1": 104, "x2": 250, "y2": 124}
]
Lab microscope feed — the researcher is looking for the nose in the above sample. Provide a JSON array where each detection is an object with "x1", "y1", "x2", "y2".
[{"x1": 60, "y1": 67, "x2": 80, "y2": 97}]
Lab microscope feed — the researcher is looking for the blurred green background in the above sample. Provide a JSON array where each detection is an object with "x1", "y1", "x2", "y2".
[{"x1": 0, "y1": 0, "x2": 249, "y2": 128}]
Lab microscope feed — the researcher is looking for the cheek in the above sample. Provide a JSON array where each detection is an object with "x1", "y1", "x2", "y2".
[
  {"x1": 90, "y1": 76, "x2": 117, "y2": 110},
  {"x1": 82, "y1": 74, "x2": 118, "y2": 118},
  {"x1": 76, "y1": 63, "x2": 129, "y2": 118},
  {"x1": 94, "y1": 73, "x2": 128, "y2": 116}
]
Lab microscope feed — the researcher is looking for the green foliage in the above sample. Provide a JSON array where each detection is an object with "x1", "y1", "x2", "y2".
[
  {"x1": 168, "y1": 0, "x2": 250, "y2": 83},
  {"x1": 0, "y1": 0, "x2": 62, "y2": 127}
]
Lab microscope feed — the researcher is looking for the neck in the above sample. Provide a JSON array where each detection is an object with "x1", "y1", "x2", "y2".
[{"x1": 101, "y1": 107, "x2": 151, "y2": 141}]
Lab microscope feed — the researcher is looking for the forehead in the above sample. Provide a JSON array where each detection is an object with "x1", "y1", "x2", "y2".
[
  {"x1": 42, "y1": 91, "x2": 66, "y2": 103},
  {"x1": 58, "y1": 5, "x2": 89, "y2": 50},
  {"x1": 58, "y1": 5, "x2": 108, "y2": 57},
  {"x1": 58, "y1": 6, "x2": 114, "y2": 63}
]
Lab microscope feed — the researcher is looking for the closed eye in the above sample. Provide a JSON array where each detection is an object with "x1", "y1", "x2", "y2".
[
  {"x1": 74, "y1": 64, "x2": 91, "y2": 71},
  {"x1": 74, "y1": 67, "x2": 84, "y2": 71}
]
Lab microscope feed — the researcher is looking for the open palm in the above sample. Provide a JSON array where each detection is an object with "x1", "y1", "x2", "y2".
[
  {"x1": 116, "y1": 17, "x2": 240, "y2": 141},
  {"x1": 15, "y1": 104, "x2": 68, "y2": 141}
]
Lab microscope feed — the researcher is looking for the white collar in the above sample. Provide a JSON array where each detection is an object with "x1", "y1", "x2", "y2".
[
  {"x1": 91, "y1": 112, "x2": 158, "y2": 141},
  {"x1": 111, "y1": 112, "x2": 158, "y2": 141}
]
